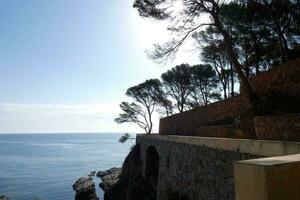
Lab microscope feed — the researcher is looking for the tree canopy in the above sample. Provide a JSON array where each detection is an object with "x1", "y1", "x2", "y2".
[
  {"x1": 115, "y1": 63, "x2": 229, "y2": 132},
  {"x1": 189, "y1": 64, "x2": 221, "y2": 107},
  {"x1": 115, "y1": 79, "x2": 163, "y2": 133},
  {"x1": 161, "y1": 64, "x2": 192, "y2": 113},
  {"x1": 133, "y1": 0, "x2": 300, "y2": 103}
]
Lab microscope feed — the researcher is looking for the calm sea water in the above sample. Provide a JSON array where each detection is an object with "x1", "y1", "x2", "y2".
[{"x1": 0, "y1": 133, "x2": 134, "y2": 200}]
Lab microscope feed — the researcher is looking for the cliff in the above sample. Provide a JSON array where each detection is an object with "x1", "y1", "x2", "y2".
[{"x1": 104, "y1": 145, "x2": 155, "y2": 200}]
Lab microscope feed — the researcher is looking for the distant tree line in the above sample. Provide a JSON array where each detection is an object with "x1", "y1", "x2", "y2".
[{"x1": 115, "y1": 0, "x2": 300, "y2": 133}]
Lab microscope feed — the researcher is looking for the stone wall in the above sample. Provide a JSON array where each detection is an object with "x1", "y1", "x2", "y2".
[
  {"x1": 159, "y1": 96, "x2": 244, "y2": 137},
  {"x1": 254, "y1": 114, "x2": 300, "y2": 141},
  {"x1": 194, "y1": 125, "x2": 234, "y2": 138},
  {"x1": 136, "y1": 134, "x2": 300, "y2": 200},
  {"x1": 159, "y1": 58, "x2": 300, "y2": 138},
  {"x1": 249, "y1": 58, "x2": 300, "y2": 100},
  {"x1": 249, "y1": 58, "x2": 300, "y2": 114}
]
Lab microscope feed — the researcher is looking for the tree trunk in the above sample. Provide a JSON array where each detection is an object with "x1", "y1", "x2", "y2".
[
  {"x1": 146, "y1": 106, "x2": 153, "y2": 134},
  {"x1": 254, "y1": 44, "x2": 260, "y2": 75},
  {"x1": 222, "y1": 83, "x2": 227, "y2": 99},
  {"x1": 230, "y1": 62, "x2": 235, "y2": 97},
  {"x1": 213, "y1": 16, "x2": 255, "y2": 102},
  {"x1": 277, "y1": 27, "x2": 289, "y2": 64}
]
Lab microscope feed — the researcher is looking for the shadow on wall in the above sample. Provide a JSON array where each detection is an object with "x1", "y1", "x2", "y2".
[
  {"x1": 145, "y1": 146, "x2": 159, "y2": 200},
  {"x1": 103, "y1": 145, "x2": 160, "y2": 200}
]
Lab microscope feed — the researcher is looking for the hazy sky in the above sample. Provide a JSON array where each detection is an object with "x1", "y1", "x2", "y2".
[{"x1": 0, "y1": 0, "x2": 199, "y2": 133}]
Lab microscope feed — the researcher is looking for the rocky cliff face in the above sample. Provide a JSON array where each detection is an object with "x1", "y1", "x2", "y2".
[
  {"x1": 73, "y1": 144, "x2": 156, "y2": 200},
  {"x1": 103, "y1": 144, "x2": 155, "y2": 200}
]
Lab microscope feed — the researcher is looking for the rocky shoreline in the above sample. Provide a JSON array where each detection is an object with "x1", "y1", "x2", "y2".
[
  {"x1": 73, "y1": 167, "x2": 122, "y2": 200},
  {"x1": 0, "y1": 195, "x2": 9, "y2": 200},
  {"x1": 97, "y1": 167, "x2": 121, "y2": 192},
  {"x1": 73, "y1": 145, "x2": 151, "y2": 200}
]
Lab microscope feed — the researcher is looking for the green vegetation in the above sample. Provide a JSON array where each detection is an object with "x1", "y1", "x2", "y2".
[
  {"x1": 118, "y1": 133, "x2": 133, "y2": 143},
  {"x1": 133, "y1": 0, "x2": 300, "y2": 102},
  {"x1": 116, "y1": 0, "x2": 300, "y2": 133},
  {"x1": 115, "y1": 79, "x2": 163, "y2": 134},
  {"x1": 115, "y1": 64, "x2": 223, "y2": 133}
]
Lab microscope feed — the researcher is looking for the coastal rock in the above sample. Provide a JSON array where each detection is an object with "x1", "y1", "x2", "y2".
[
  {"x1": 97, "y1": 167, "x2": 121, "y2": 178},
  {"x1": 0, "y1": 195, "x2": 9, "y2": 200},
  {"x1": 104, "y1": 144, "x2": 151, "y2": 200},
  {"x1": 97, "y1": 167, "x2": 122, "y2": 191},
  {"x1": 73, "y1": 176, "x2": 99, "y2": 200},
  {"x1": 89, "y1": 171, "x2": 97, "y2": 177}
]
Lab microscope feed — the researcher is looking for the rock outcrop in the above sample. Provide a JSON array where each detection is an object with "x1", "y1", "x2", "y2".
[
  {"x1": 0, "y1": 195, "x2": 9, "y2": 200},
  {"x1": 73, "y1": 176, "x2": 99, "y2": 200},
  {"x1": 97, "y1": 167, "x2": 122, "y2": 192},
  {"x1": 89, "y1": 171, "x2": 97, "y2": 177},
  {"x1": 104, "y1": 144, "x2": 154, "y2": 200}
]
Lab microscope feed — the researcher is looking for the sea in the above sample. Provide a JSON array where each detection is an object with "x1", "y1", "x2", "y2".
[{"x1": 0, "y1": 133, "x2": 135, "y2": 200}]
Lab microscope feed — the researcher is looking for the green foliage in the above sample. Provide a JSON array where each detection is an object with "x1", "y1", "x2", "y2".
[
  {"x1": 119, "y1": 133, "x2": 132, "y2": 143},
  {"x1": 133, "y1": 0, "x2": 169, "y2": 20},
  {"x1": 115, "y1": 79, "x2": 164, "y2": 133},
  {"x1": 115, "y1": 102, "x2": 143, "y2": 124},
  {"x1": 206, "y1": 0, "x2": 300, "y2": 72},
  {"x1": 115, "y1": 63, "x2": 228, "y2": 133},
  {"x1": 119, "y1": 0, "x2": 300, "y2": 131},
  {"x1": 133, "y1": 0, "x2": 300, "y2": 102},
  {"x1": 189, "y1": 64, "x2": 221, "y2": 107},
  {"x1": 161, "y1": 64, "x2": 192, "y2": 113},
  {"x1": 126, "y1": 79, "x2": 162, "y2": 105}
]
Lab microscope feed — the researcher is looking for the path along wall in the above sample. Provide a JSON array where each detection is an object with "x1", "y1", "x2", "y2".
[
  {"x1": 159, "y1": 58, "x2": 300, "y2": 139},
  {"x1": 136, "y1": 134, "x2": 300, "y2": 200}
]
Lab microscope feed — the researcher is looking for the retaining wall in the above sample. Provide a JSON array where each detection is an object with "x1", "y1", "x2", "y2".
[
  {"x1": 136, "y1": 134, "x2": 300, "y2": 200},
  {"x1": 159, "y1": 58, "x2": 300, "y2": 139},
  {"x1": 159, "y1": 96, "x2": 242, "y2": 136}
]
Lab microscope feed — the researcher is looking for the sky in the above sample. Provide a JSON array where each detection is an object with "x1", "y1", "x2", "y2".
[{"x1": 0, "y1": 0, "x2": 200, "y2": 133}]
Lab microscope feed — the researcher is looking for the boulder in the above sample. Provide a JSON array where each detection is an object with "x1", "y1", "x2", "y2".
[
  {"x1": 98, "y1": 167, "x2": 122, "y2": 191},
  {"x1": 89, "y1": 171, "x2": 97, "y2": 177},
  {"x1": 0, "y1": 195, "x2": 9, "y2": 200},
  {"x1": 73, "y1": 176, "x2": 99, "y2": 200}
]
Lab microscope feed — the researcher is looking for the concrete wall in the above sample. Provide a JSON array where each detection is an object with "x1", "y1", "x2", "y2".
[
  {"x1": 234, "y1": 154, "x2": 300, "y2": 200},
  {"x1": 136, "y1": 134, "x2": 300, "y2": 200}
]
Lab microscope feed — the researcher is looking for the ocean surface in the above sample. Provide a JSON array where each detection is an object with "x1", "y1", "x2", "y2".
[{"x1": 0, "y1": 133, "x2": 134, "y2": 200}]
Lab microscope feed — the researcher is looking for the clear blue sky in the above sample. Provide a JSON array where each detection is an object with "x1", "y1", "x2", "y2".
[{"x1": 0, "y1": 0, "x2": 199, "y2": 133}]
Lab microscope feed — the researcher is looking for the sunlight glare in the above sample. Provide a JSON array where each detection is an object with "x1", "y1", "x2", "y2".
[{"x1": 172, "y1": 0, "x2": 184, "y2": 13}]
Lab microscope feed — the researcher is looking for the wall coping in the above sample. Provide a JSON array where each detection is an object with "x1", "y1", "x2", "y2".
[
  {"x1": 236, "y1": 154, "x2": 300, "y2": 166},
  {"x1": 234, "y1": 153, "x2": 300, "y2": 200},
  {"x1": 136, "y1": 134, "x2": 300, "y2": 157}
]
